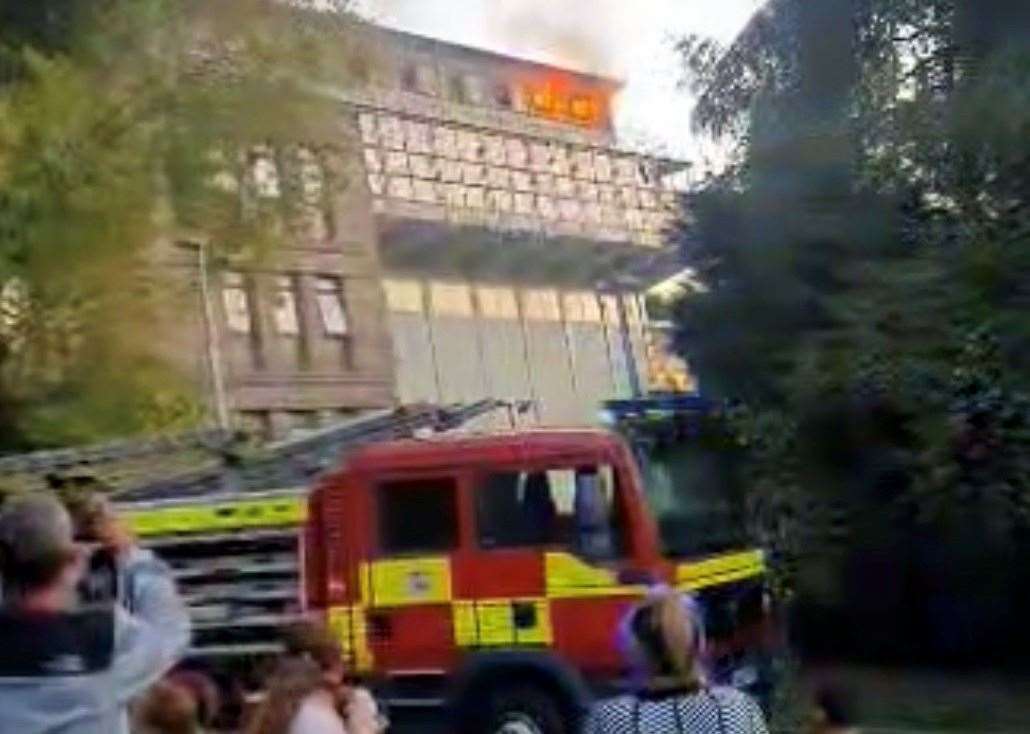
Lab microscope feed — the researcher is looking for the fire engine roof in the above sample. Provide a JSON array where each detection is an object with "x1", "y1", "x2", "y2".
[{"x1": 344, "y1": 429, "x2": 628, "y2": 473}]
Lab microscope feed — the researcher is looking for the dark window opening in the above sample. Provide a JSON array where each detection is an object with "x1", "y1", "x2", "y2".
[
  {"x1": 449, "y1": 74, "x2": 465, "y2": 102},
  {"x1": 401, "y1": 64, "x2": 418, "y2": 92},
  {"x1": 379, "y1": 478, "x2": 458, "y2": 555},
  {"x1": 494, "y1": 83, "x2": 513, "y2": 109}
]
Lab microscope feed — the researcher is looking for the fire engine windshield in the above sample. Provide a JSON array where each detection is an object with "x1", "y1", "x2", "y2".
[{"x1": 640, "y1": 443, "x2": 748, "y2": 558}]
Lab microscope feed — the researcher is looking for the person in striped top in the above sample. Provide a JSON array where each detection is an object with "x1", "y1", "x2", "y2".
[{"x1": 584, "y1": 589, "x2": 769, "y2": 734}]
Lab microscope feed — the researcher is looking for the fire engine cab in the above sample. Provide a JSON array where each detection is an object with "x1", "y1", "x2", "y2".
[{"x1": 304, "y1": 429, "x2": 771, "y2": 734}]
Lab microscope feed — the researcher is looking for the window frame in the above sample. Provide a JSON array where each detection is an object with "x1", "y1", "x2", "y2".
[
  {"x1": 375, "y1": 474, "x2": 462, "y2": 558},
  {"x1": 272, "y1": 274, "x2": 302, "y2": 337},
  {"x1": 221, "y1": 270, "x2": 254, "y2": 336},
  {"x1": 472, "y1": 460, "x2": 628, "y2": 560},
  {"x1": 314, "y1": 275, "x2": 349, "y2": 338}
]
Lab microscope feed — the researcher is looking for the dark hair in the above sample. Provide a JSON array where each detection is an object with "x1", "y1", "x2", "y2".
[
  {"x1": 283, "y1": 621, "x2": 344, "y2": 673},
  {"x1": 244, "y1": 657, "x2": 325, "y2": 734},
  {"x1": 815, "y1": 685, "x2": 857, "y2": 727},
  {"x1": 0, "y1": 543, "x2": 74, "y2": 595},
  {"x1": 165, "y1": 671, "x2": 221, "y2": 728},
  {"x1": 0, "y1": 495, "x2": 78, "y2": 596}
]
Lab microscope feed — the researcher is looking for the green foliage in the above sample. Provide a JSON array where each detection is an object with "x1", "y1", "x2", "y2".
[
  {"x1": 676, "y1": 1, "x2": 1029, "y2": 661},
  {"x1": 0, "y1": 0, "x2": 367, "y2": 451}
]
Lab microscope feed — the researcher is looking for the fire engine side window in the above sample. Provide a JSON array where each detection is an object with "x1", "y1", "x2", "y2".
[
  {"x1": 378, "y1": 478, "x2": 459, "y2": 555},
  {"x1": 476, "y1": 465, "x2": 624, "y2": 559}
]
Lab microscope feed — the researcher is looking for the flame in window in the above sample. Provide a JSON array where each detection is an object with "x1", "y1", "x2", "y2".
[{"x1": 519, "y1": 73, "x2": 609, "y2": 128}]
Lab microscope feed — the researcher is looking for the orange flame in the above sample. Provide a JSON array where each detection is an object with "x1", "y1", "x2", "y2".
[{"x1": 517, "y1": 71, "x2": 610, "y2": 129}]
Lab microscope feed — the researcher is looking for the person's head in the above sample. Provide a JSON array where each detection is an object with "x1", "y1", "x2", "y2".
[
  {"x1": 620, "y1": 588, "x2": 706, "y2": 690},
  {"x1": 0, "y1": 493, "x2": 83, "y2": 609},
  {"x1": 809, "y1": 685, "x2": 859, "y2": 733},
  {"x1": 134, "y1": 679, "x2": 200, "y2": 734},
  {"x1": 284, "y1": 621, "x2": 347, "y2": 687},
  {"x1": 244, "y1": 657, "x2": 325, "y2": 734},
  {"x1": 165, "y1": 671, "x2": 221, "y2": 730},
  {"x1": 60, "y1": 489, "x2": 111, "y2": 544}
]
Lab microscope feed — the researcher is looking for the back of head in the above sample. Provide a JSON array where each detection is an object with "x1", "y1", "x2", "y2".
[
  {"x1": 165, "y1": 671, "x2": 221, "y2": 729},
  {"x1": 134, "y1": 679, "x2": 200, "y2": 734},
  {"x1": 625, "y1": 590, "x2": 704, "y2": 690},
  {"x1": 284, "y1": 621, "x2": 344, "y2": 673},
  {"x1": 59, "y1": 490, "x2": 110, "y2": 543},
  {"x1": 0, "y1": 493, "x2": 76, "y2": 599},
  {"x1": 813, "y1": 685, "x2": 858, "y2": 732},
  {"x1": 245, "y1": 657, "x2": 324, "y2": 734}
]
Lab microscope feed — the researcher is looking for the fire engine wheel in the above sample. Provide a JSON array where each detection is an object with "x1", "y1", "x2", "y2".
[{"x1": 482, "y1": 685, "x2": 567, "y2": 734}]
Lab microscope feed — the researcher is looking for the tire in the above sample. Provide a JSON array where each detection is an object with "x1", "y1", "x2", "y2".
[{"x1": 481, "y1": 684, "x2": 569, "y2": 734}]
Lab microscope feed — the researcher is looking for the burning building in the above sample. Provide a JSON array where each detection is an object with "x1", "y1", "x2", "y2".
[{"x1": 179, "y1": 25, "x2": 690, "y2": 437}]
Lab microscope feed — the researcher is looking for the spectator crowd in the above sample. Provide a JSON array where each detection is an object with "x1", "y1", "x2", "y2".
[{"x1": 0, "y1": 492, "x2": 850, "y2": 733}]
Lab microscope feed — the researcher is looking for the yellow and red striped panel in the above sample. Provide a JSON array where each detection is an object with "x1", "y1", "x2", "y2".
[{"x1": 328, "y1": 549, "x2": 765, "y2": 672}]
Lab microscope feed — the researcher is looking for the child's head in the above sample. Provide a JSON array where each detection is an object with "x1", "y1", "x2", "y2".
[
  {"x1": 620, "y1": 588, "x2": 706, "y2": 689},
  {"x1": 134, "y1": 679, "x2": 200, "y2": 734},
  {"x1": 165, "y1": 671, "x2": 221, "y2": 730},
  {"x1": 284, "y1": 621, "x2": 347, "y2": 687},
  {"x1": 810, "y1": 684, "x2": 858, "y2": 733}
]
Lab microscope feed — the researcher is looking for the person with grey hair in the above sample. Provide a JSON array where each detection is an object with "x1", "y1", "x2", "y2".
[{"x1": 0, "y1": 493, "x2": 190, "y2": 733}]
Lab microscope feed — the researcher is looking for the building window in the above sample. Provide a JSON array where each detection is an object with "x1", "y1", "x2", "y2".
[
  {"x1": 315, "y1": 276, "x2": 349, "y2": 337},
  {"x1": 272, "y1": 275, "x2": 301, "y2": 336},
  {"x1": 286, "y1": 410, "x2": 320, "y2": 434},
  {"x1": 476, "y1": 465, "x2": 624, "y2": 560},
  {"x1": 448, "y1": 73, "x2": 465, "y2": 102},
  {"x1": 445, "y1": 73, "x2": 485, "y2": 104},
  {"x1": 494, "y1": 83, "x2": 513, "y2": 109},
  {"x1": 296, "y1": 147, "x2": 325, "y2": 205},
  {"x1": 222, "y1": 271, "x2": 253, "y2": 334},
  {"x1": 569, "y1": 95, "x2": 599, "y2": 126},
  {"x1": 403, "y1": 63, "x2": 437, "y2": 95},
  {"x1": 238, "y1": 410, "x2": 272, "y2": 441},
  {"x1": 401, "y1": 63, "x2": 418, "y2": 92},
  {"x1": 378, "y1": 478, "x2": 459, "y2": 555},
  {"x1": 248, "y1": 146, "x2": 280, "y2": 199}
]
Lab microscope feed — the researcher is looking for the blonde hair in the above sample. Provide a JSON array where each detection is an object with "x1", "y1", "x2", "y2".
[{"x1": 630, "y1": 590, "x2": 703, "y2": 689}]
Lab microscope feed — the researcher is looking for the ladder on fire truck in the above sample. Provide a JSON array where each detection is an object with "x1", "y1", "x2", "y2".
[{"x1": 0, "y1": 400, "x2": 505, "y2": 661}]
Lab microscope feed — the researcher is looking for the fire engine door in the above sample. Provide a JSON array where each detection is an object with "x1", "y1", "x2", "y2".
[
  {"x1": 474, "y1": 463, "x2": 636, "y2": 670},
  {"x1": 366, "y1": 476, "x2": 460, "y2": 670}
]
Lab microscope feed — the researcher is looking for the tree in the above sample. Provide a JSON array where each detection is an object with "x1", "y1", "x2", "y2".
[
  {"x1": 0, "y1": 0, "x2": 370, "y2": 450},
  {"x1": 675, "y1": 0, "x2": 1029, "y2": 663}
]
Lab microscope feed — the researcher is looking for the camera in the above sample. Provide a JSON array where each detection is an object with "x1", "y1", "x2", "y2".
[{"x1": 49, "y1": 475, "x2": 121, "y2": 606}]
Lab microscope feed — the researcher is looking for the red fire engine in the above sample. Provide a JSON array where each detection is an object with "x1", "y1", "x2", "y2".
[{"x1": 304, "y1": 429, "x2": 770, "y2": 734}]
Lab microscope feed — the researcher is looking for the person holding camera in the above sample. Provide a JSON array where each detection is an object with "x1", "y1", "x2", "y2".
[{"x1": 0, "y1": 493, "x2": 190, "y2": 733}]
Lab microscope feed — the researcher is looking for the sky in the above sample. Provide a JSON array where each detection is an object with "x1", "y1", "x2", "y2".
[{"x1": 352, "y1": 0, "x2": 763, "y2": 165}]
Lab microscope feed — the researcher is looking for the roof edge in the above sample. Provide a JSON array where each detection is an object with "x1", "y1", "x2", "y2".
[{"x1": 356, "y1": 20, "x2": 625, "y2": 91}]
